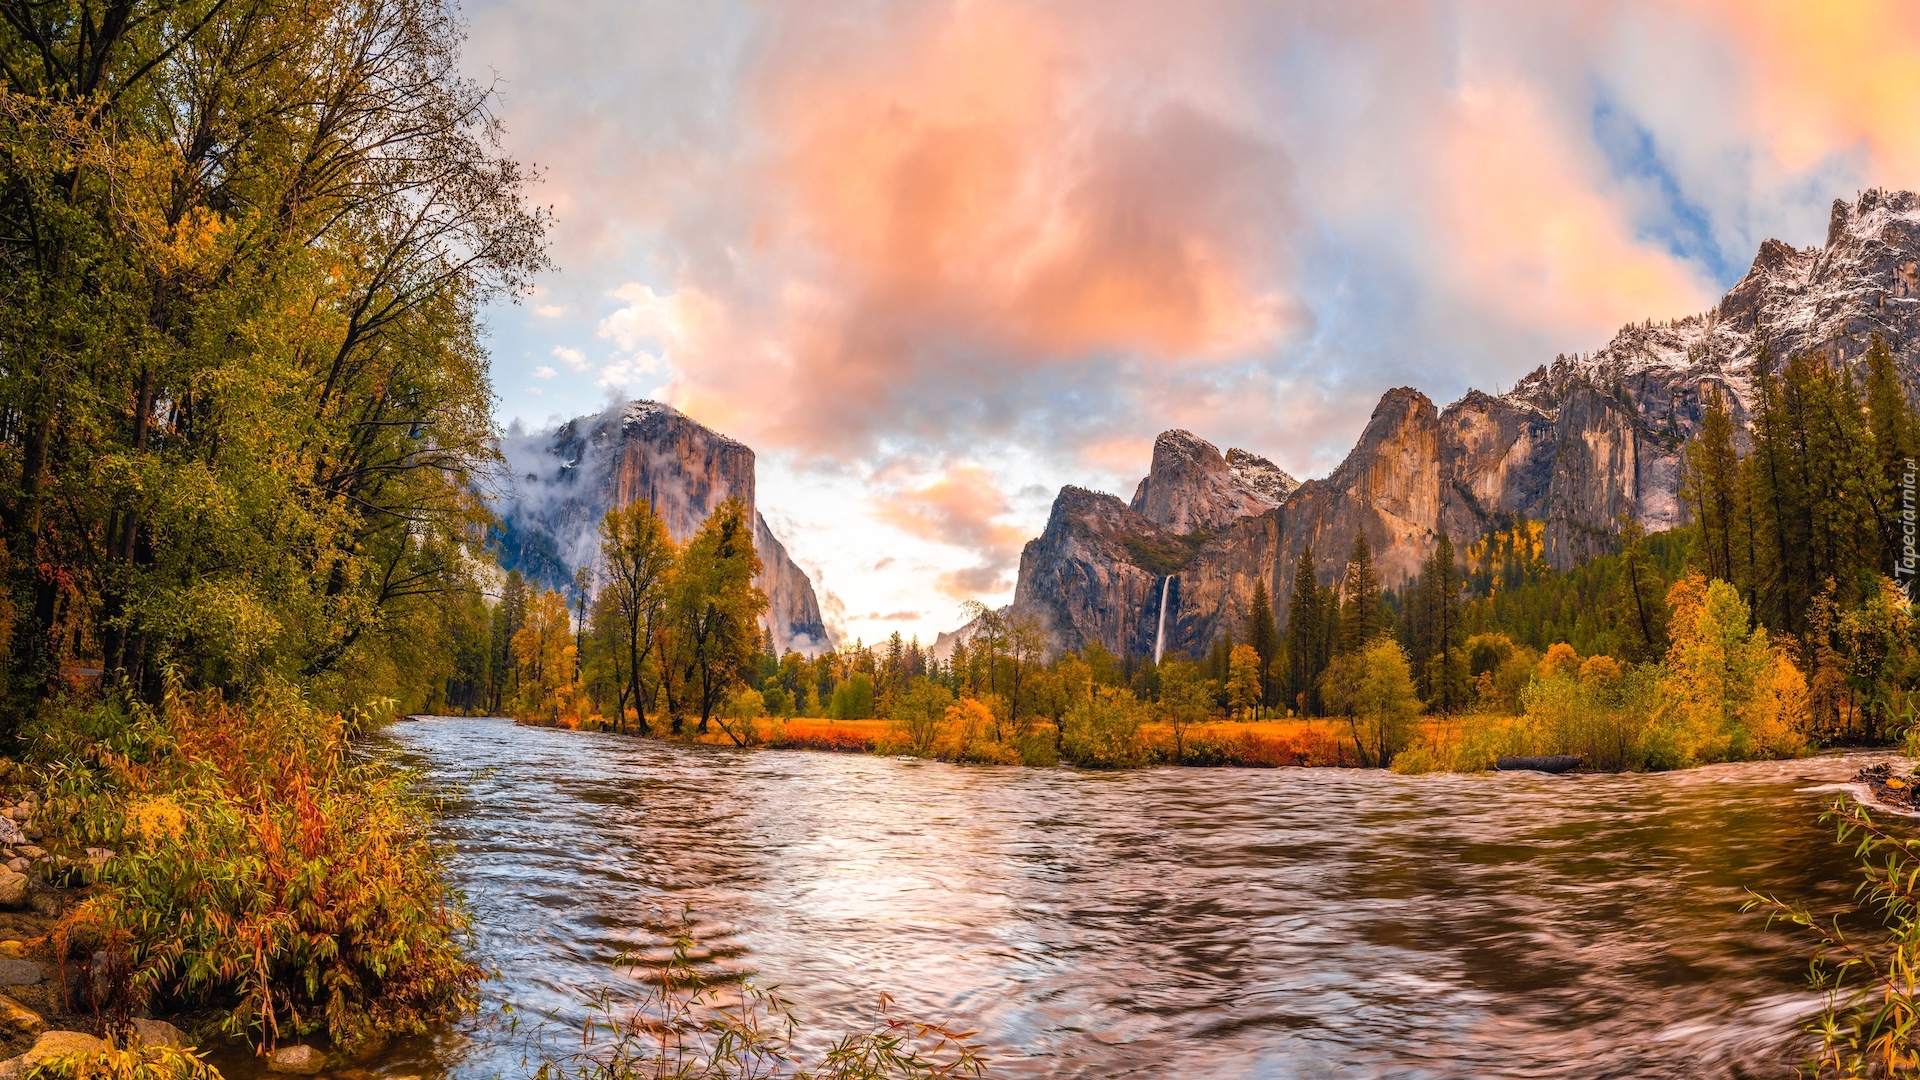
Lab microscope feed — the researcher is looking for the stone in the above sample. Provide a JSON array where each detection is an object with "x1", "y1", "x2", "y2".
[
  {"x1": 0, "y1": 873, "x2": 29, "y2": 910},
  {"x1": 14, "y1": 848, "x2": 42, "y2": 861},
  {"x1": 128, "y1": 1019, "x2": 185, "y2": 1048},
  {"x1": 267, "y1": 1044, "x2": 326, "y2": 1075},
  {"x1": 0, "y1": 996, "x2": 45, "y2": 1036},
  {"x1": 23, "y1": 827, "x2": 39, "y2": 842},
  {"x1": 83, "y1": 849, "x2": 111, "y2": 869},
  {"x1": 16, "y1": 1032, "x2": 103, "y2": 1074},
  {"x1": 0, "y1": 943, "x2": 23, "y2": 960},
  {"x1": 26, "y1": 895, "x2": 56, "y2": 916},
  {"x1": 0, "y1": 960, "x2": 42, "y2": 987},
  {"x1": 4, "y1": 861, "x2": 24, "y2": 876}
]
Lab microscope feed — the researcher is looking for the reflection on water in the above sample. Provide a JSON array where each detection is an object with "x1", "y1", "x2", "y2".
[{"x1": 374, "y1": 716, "x2": 1880, "y2": 1079}]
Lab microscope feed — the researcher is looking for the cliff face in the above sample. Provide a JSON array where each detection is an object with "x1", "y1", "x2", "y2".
[
  {"x1": 1127, "y1": 430, "x2": 1296, "y2": 532},
  {"x1": 1007, "y1": 189, "x2": 1920, "y2": 659},
  {"x1": 494, "y1": 400, "x2": 832, "y2": 653}
]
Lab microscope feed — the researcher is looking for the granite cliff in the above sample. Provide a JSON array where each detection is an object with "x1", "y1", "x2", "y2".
[
  {"x1": 1010, "y1": 189, "x2": 1920, "y2": 659},
  {"x1": 493, "y1": 400, "x2": 832, "y2": 654}
]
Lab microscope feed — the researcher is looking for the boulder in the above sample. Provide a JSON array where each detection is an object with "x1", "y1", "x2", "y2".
[
  {"x1": 0, "y1": 1031, "x2": 106, "y2": 1078},
  {"x1": 128, "y1": 1019, "x2": 186, "y2": 1048},
  {"x1": 0, "y1": 995, "x2": 43, "y2": 1036},
  {"x1": 0, "y1": 873, "x2": 29, "y2": 910},
  {"x1": 268, "y1": 1044, "x2": 326, "y2": 1074},
  {"x1": 0, "y1": 961, "x2": 41, "y2": 986},
  {"x1": 13, "y1": 849, "x2": 40, "y2": 861},
  {"x1": 0, "y1": 943, "x2": 26, "y2": 960}
]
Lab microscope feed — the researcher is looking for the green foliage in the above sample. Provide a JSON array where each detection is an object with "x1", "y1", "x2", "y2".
[
  {"x1": 1750, "y1": 797, "x2": 1920, "y2": 1080},
  {"x1": 38, "y1": 685, "x2": 479, "y2": 1052},
  {"x1": 1060, "y1": 688, "x2": 1148, "y2": 769},
  {"x1": 0, "y1": 0, "x2": 547, "y2": 723},
  {"x1": 1119, "y1": 531, "x2": 1210, "y2": 576},
  {"x1": 890, "y1": 680, "x2": 952, "y2": 757},
  {"x1": 830, "y1": 673, "x2": 876, "y2": 721},
  {"x1": 1322, "y1": 639, "x2": 1421, "y2": 767}
]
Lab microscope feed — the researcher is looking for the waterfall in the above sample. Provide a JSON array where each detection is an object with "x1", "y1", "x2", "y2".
[{"x1": 1153, "y1": 576, "x2": 1173, "y2": 665}]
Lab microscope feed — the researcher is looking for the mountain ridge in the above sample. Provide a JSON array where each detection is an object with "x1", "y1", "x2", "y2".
[{"x1": 1003, "y1": 188, "x2": 1920, "y2": 660}]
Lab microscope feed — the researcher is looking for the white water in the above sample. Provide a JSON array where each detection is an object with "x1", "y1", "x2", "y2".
[{"x1": 1153, "y1": 575, "x2": 1172, "y2": 664}]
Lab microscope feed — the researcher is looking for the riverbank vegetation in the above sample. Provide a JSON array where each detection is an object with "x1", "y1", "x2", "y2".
[
  {"x1": 1751, "y1": 794, "x2": 1920, "y2": 1078},
  {"x1": 0, "y1": 0, "x2": 541, "y2": 1059},
  {"x1": 541, "y1": 927, "x2": 985, "y2": 1080}
]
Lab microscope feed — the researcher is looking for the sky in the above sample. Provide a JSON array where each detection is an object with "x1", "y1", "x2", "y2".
[{"x1": 463, "y1": 0, "x2": 1920, "y2": 649}]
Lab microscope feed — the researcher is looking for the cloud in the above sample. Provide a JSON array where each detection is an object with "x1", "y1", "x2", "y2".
[
  {"x1": 871, "y1": 464, "x2": 1030, "y2": 598},
  {"x1": 532, "y1": 365, "x2": 556, "y2": 379},
  {"x1": 462, "y1": 0, "x2": 1920, "y2": 637}
]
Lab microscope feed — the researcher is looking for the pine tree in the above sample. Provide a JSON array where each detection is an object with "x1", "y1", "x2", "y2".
[
  {"x1": 1247, "y1": 578, "x2": 1279, "y2": 708},
  {"x1": 1413, "y1": 534, "x2": 1466, "y2": 713},
  {"x1": 1683, "y1": 385, "x2": 1744, "y2": 589},
  {"x1": 1286, "y1": 547, "x2": 1322, "y2": 716},
  {"x1": 1340, "y1": 530, "x2": 1384, "y2": 651}
]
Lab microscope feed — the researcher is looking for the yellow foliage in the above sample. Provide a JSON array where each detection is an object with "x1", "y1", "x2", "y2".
[
  {"x1": 1539, "y1": 642, "x2": 1579, "y2": 678},
  {"x1": 124, "y1": 797, "x2": 187, "y2": 849}
]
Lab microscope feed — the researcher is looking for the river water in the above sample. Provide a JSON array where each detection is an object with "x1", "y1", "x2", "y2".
[{"x1": 375, "y1": 716, "x2": 1885, "y2": 1080}]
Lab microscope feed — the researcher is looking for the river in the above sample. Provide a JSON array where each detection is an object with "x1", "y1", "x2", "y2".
[{"x1": 372, "y1": 716, "x2": 1883, "y2": 1079}]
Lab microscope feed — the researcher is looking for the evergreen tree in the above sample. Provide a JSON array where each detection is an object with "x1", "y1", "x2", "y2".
[
  {"x1": 1340, "y1": 530, "x2": 1385, "y2": 651},
  {"x1": 1412, "y1": 534, "x2": 1466, "y2": 713},
  {"x1": 1683, "y1": 386, "x2": 1745, "y2": 590},
  {"x1": 1286, "y1": 547, "x2": 1322, "y2": 715},
  {"x1": 1247, "y1": 579, "x2": 1279, "y2": 707}
]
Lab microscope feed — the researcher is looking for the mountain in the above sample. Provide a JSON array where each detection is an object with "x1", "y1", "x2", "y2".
[
  {"x1": 1010, "y1": 188, "x2": 1920, "y2": 659},
  {"x1": 493, "y1": 400, "x2": 833, "y2": 654}
]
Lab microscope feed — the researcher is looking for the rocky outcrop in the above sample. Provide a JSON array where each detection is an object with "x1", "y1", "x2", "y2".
[
  {"x1": 1128, "y1": 430, "x2": 1294, "y2": 533},
  {"x1": 494, "y1": 400, "x2": 832, "y2": 654},
  {"x1": 1006, "y1": 189, "x2": 1920, "y2": 659}
]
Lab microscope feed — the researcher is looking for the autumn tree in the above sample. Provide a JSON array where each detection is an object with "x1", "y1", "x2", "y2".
[
  {"x1": 0, "y1": 0, "x2": 548, "y2": 726},
  {"x1": 596, "y1": 500, "x2": 675, "y2": 733},
  {"x1": 665, "y1": 499, "x2": 767, "y2": 735},
  {"x1": 513, "y1": 590, "x2": 575, "y2": 723}
]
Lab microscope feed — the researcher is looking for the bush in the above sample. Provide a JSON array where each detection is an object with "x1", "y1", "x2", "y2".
[
  {"x1": 935, "y1": 699, "x2": 1019, "y2": 764},
  {"x1": 36, "y1": 684, "x2": 479, "y2": 1052},
  {"x1": 31, "y1": 1039, "x2": 220, "y2": 1080},
  {"x1": 889, "y1": 680, "x2": 952, "y2": 758},
  {"x1": 1060, "y1": 689, "x2": 1147, "y2": 769}
]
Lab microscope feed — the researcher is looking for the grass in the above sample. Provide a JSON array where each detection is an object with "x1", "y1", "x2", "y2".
[{"x1": 537, "y1": 919, "x2": 987, "y2": 1080}]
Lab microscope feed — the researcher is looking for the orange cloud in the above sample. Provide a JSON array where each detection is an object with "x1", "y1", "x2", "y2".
[
  {"x1": 1706, "y1": 1, "x2": 1920, "y2": 177},
  {"x1": 871, "y1": 464, "x2": 1030, "y2": 597},
  {"x1": 1433, "y1": 74, "x2": 1718, "y2": 333}
]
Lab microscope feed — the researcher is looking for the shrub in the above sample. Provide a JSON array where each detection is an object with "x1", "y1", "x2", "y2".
[
  {"x1": 30, "y1": 1039, "x2": 220, "y2": 1080},
  {"x1": 1060, "y1": 689, "x2": 1147, "y2": 769},
  {"x1": 935, "y1": 699, "x2": 1019, "y2": 765},
  {"x1": 889, "y1": 681, "x2": 953, "y2": 758},
  {"x1": 36, "y1": 684, "x2": 480, "y2": 1052}
]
